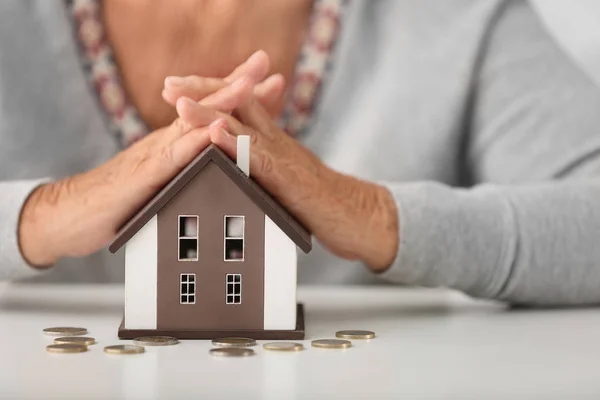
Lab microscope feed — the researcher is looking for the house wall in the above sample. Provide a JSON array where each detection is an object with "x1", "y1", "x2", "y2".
[
  {"x1": 124, "y1": 215, "x2": 158, "y2": 329},
  {"x1": 263, "y1": 216, "x2": 297, "y2": 330},
  {"x1": 156, "y1": 161, "x2": 265, "y2": 330}
]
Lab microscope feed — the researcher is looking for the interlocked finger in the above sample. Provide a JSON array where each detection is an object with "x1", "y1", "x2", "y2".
[
  {"x1": 163, "y1": 76, "x2": 228, "y2": 105},
  {"x1": 176, "y1": 97, "x2": 246, "y2": 133},
  {"x1": 199, "y1": 77, "x2": 255, "y2": 112}
]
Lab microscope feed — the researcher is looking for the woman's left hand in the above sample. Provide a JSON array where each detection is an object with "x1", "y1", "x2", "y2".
[{"x1": 164, "y1": 78, "x2": 400, "y2": 272}]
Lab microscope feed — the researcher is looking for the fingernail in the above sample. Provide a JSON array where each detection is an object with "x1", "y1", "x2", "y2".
[
  {"x1": 165, "y1": 76, "x2": 185, "y2": 88},
  {"x1": 220, "y1": 128, "x2": 233, "y2": 138}
]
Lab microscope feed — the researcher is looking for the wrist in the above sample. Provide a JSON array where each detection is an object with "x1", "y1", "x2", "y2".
[
  {"x1": 321, "y1": 169, "x2": 399, "y2": 271},
  {"x1": 18, "y1": 181, "x2": 67, "y2": 267},
  {"x1": 363, "y1": 184, "x2": 399, "y2": 272}
]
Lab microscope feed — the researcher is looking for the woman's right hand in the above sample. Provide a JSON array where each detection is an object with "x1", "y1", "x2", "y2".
[
  {"x1": 17, "y1": 50, "x2": 281, "y2": 267},
  {"x1": 18, "y1": 118, "x2": 227, "y2": 267}
]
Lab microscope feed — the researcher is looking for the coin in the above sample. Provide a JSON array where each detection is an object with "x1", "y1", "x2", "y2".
[
  {"x1": 311, "y1": 339, "x2": 352, "y2": 349},
  {"x1": 335, "y1": 330, "x2": 376, "y2": 340},
  {"x1": 133, "y1": 336, "x2": 179, "y2": 346},
  {"x1": 46, "y1": 344, "x2": 88, "y2": 354},
  {"x1": 211, "y1": 337, "x2": 257, "y2": 348},
  {"x1": 43, "y1": 327, "x2": 88, "y2": 337},
  {"x1": 263, "y1": 342, "x2": 304, "y2": 352},
  {"x1": 104, "y1": 345, "x2": 145, "y2": 355},
  {"x1": 209, "y1": 348, "x2": 255, "y2": 357},
  {"x1": 54, "y1": 336, "x2": 96, "y2": 346}
]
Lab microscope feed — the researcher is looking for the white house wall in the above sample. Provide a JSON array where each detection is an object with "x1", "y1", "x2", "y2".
[
  {"x1": 263, "y1": 216, "x2": 297, "y2": 330},
  {"x1": 124, "y1": 215, "x2": 158, "y2": 329}
]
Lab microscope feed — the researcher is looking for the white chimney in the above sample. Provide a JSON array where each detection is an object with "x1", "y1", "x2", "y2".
[{"x1": 237, "y1": 135, "x2": 250, "y2": 176}]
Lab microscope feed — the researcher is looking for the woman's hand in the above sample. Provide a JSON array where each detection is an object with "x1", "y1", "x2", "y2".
[
  {"x1": 162, "y1": 50, "x2": 286, "y2": 117},
  {"x1": 19, "y1": 118, "x2": 229, "y2": 267},
  {"x1": 17, "y1": 51, "x2": 276, "y2": 268},
  {"x1": 168, "y1": 84, "x2": 400, "y2": 272}
]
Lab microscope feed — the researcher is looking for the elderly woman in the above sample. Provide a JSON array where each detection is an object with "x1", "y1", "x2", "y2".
[{"x1": 3, "y1": 0, "x2": 600, "y2": 305}]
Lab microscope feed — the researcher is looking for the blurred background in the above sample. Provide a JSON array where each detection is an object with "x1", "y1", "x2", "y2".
[{"x1": 533, "y1": 0, "x2": 600, "y2": 86}]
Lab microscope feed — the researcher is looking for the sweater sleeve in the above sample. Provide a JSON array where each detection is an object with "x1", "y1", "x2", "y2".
[
  {"x1": 379, "y1": 0, "x2": 600, "y2": 305},
  {"x1": 0, "y1": 179, "x2": 51, "y2": 281}
]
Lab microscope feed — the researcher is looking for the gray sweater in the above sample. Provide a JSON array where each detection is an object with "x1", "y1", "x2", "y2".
[{"x1": 2, "y1": 0, "x2": 600, "y2": 305}]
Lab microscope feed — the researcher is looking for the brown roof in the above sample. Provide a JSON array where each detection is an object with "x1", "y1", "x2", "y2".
[{"x1": 108, "y1": 144, "x2": 312, "y2": 254}]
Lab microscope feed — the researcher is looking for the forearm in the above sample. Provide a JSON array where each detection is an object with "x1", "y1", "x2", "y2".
[{"x1": 380, "y1": 179, "x2": 600, "y2": 306}]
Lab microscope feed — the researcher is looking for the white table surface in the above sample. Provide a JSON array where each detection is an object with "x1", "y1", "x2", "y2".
[{"x1": 0, "y1": 284, "x2": 599, "y2": 400}]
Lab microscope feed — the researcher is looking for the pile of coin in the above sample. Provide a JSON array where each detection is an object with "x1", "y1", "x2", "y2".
[
  {"x1": 104, "y1": 336, "x2": 179, "y2": 355},
  {"x1": 43, "y1": 327, "x2": 376, "y2": 357},
  {"x1": 207, "y1": 329, "x2": 376, "y2": 356},
  {"x1": 209, "y1": 337, "x2": 309, "y2": 356},
  {"x1": 44, "y1": 327, "x2": 93, "y2": 354},
  {"x1": 310, "y1": 330, "x2": 376, "y2": 350},
  {"x1": 210, "y1": 337, "x2": 257, "y2": 357},
  {"x1": 43, "y1": 327, "x2": 180, "y2": 355}
]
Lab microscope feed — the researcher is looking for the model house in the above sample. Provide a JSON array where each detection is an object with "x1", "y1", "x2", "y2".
[{"x1": 109, "y1": 137, "x2": 311, "y2": 339}]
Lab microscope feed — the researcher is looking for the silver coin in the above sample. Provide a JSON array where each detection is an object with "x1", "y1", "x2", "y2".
[
  {"x1": 43, "y1": 327, "x2": 88, "y2": 337},
  {"x1": 211, "y1": 337, "x2": 257, "y2": 348},
  {"x1": 132, "y1": 336, "x2": 179, "y2": 346},
  {"x1": 311, "y1": 339, "x2": 352, "y2": 349},
  {"x1": 209, "y1": 347, "x2": 255, "y2": 357}
]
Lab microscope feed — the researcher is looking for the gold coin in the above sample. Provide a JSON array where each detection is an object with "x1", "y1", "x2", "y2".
[
  {"x1": 104, "y1": 345, "x2": 145, "y2": 355},
  {"x1": 54, "y1": 336, "x2": 96, "y2": 346},
  {"x1": 46, "y1": 344, "x2": 88, "y2": 354},
  {"x1": 211, "y1": 337, "x2": 257, "y2": 348},
  {"x1": 133, "y1": 336, "x2": 179, "y2": 346},
  {"x1": 335, "y1": 330, "x2": 376, "y2": 340},
  {"x1": 311, "y1": 339, "x2": 352, "y2": 349},
  {"x1": 263, "y1": 342, "x2": 304, "y2": 352},
  {"x1": 209, "y1": 348, "x2": 255, "y2": 357},
  {"x1": 43, "y1": 327, "x2": 88, "y2": 337}
]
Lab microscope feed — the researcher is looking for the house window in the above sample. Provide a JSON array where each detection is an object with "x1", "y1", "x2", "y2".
[
  {"x1": 224, "y1": 216, "x2": 244, "y2": 261},
  {"x1": 226, "y1": 274, "x2": 242, "y2": 304},
  {"x1": 178, "y1": 215, "x2": 198, "y2": 261},
  {"x1": 180, "y1": 273, "x2": 196, "y2": 304}
]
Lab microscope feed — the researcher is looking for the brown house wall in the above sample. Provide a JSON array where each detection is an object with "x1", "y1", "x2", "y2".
[{"x1": 156, "y1": 161, "x2": 265, "y2": 330}]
